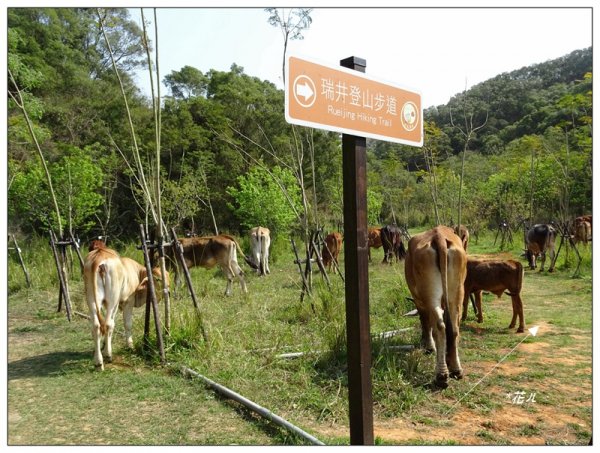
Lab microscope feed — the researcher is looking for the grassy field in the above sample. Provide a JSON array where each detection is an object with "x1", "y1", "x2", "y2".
[{"x1": 7, "y1": 229, "x2": 593, "y2": 445}]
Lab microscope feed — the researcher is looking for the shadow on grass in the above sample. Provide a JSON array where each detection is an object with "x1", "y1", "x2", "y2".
[{"x1": 8, "y1": 350, "x2": 90, "y2": 380}]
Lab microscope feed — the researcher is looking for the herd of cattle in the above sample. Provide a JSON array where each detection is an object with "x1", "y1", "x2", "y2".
[{"x1": 82, "y1": 216, "x2": 591, "y2": 383}]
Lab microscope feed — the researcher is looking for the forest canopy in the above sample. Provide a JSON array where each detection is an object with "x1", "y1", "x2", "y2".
[{"x1": 7, "y1": 8, "x2": 592, "y2": 243}]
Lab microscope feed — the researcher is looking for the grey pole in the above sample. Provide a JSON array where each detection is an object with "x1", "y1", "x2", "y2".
[{"x1": 181, "y1": 366, "x2": 325, "y2": 446}]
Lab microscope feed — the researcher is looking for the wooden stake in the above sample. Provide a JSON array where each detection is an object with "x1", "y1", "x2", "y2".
[
  {"x1": 170, "y1": 227, "x2": 208, "y2": 343},
  {"x1": 139, "y1": 225, "x2": 166, "y2": 363},
  {"x1": 291, "y1": 238, "x2": 311, "y2": 302},
  {"x1": 49, "y1": 230, "x2": 72, "y2": 321}
]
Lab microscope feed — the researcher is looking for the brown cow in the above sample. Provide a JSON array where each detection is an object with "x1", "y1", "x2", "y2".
[
  {"x1": 164, "y1": 234, "x2": 257, "y2": 296},
  {"x1": 461, "y1": 257, "x2": 526, "y2": 333},
  {"x1": 322, "y1": 232, "x2": 343, "y2": 272},
  {"x1": 84, "y1": 243, "x2": 168, "y2": 370},
  {"x1": 454, "y1": 225, "x2": 470, "y2": 252},
  {"x1": 573, "y1": 219, "x2": 592, "y2": 246},
  {"x1": 88, "y1": 238, "x2": 106, "y2": 252},
  {"x1": 405, "y1": 226, "x2": 467, "y2": 388},
  {"x1": 367, "y1": 227, "x2": 382, "y2": 262},
  {"x1": 575, "y1": 215, "x2": 592, "y2": 229}
]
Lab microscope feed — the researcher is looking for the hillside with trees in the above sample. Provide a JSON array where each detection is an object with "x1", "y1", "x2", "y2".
[{"x1": 8, "y1": 8, "x2": 592, "y2": 244}]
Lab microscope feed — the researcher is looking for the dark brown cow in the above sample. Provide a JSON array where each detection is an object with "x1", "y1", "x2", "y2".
[
  {"x1": 405, "y1": 226, "x2": 467, "y2": 388},
  {"x1": 163, "y1": 234, "x2": 257, "y2": 295},
  {"x1": 525, "y1": 224, "x2": 557, "y2": 272},
  {"x1": 380, "y1": 225, "x2": 407, "y2": 264},
  {"x1": 367, "y1": 227, "x2": 382, "y2": 262},
  {"x1": 322, "y1": 232, "x2": 343, "y2": 272},
  {"x1": 461, "y1": 257, "x2": 526, "y2": 333},
  {"x1": 84, "y1": 243, "x2": 168, "y2": 370}
]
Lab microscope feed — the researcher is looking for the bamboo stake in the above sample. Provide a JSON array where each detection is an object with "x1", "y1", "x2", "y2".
[
  {"x1": 11, "y1": 235, "x2": 31, "y2": 288},
  {"x1": 68, "y1": 231, "x2": 85, "y2": 273},
  {"x1": 141, "y1": 8, "x2": 171, "y2": 334},
  {"x1": 97, "y1": 9, "x2": 157, "y2": 225},
  {"x1": 8, "y1": 69, "x2": 63, "y2": 237}
]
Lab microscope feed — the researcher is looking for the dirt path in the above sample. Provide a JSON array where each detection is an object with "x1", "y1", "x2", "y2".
[{"x1": 369, "y1": 271, "x2": 593, "y2": 446}]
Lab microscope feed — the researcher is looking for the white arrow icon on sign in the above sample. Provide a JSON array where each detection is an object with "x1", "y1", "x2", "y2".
[
  {"x1": 296, "y1": 82, "x2": 314, "y2": 101},
  {"x1": 293, "y1": 75, "x2": 316, "y2": 108}
]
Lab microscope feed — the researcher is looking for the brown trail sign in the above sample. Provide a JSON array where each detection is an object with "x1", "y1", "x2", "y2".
[
  {"x1": 285, "y1": 54, "x2": 423, "y2": 446},
  {"x1": 286, "y1": 55, "x2": 423, "y2": 146}
]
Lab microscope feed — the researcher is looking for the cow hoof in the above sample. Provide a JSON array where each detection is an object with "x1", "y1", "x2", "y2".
[
  {"x1": 434, "y1": 374, "x2": 449, "y2": 389},
  {"x1": 105, "y1": 356, "x2": 113, "y2": 364},
  {"x1": 516, "y1": 327, "x2": 525, "y2": 333},
  {"x1": 95, "y1": 363, "x2": 104, "y2": 371},
  {"x1": 450, "y1": 369, "x2": 464, "y2": 380},
  {"x1": 477, "y1": 318, "x2": 483, "y2": 324}
]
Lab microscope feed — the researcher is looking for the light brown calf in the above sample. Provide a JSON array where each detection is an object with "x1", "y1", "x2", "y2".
[
  {"x1": 462, "y1": 258, "x2": 525, "y2": 333},
  {"x1": 84, "y1": 244, "x2": 167, "y2": 370},
  {"x1": 405, "y1": 225, "x2": 467, "y2": 388},
  {"x1": 367, "y1": 227, "x2": 382, "y2": 261},
  {"x1": 573, "y1": 220, "x2": 591, "y2": 246},
  {"x1": 249, "y1": 226, "x2": 271, "y2": 275}
]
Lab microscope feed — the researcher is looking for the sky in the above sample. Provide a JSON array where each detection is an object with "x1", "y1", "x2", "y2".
[{"x1": 129, "y1": 6, "x2": 593, "y2": 109}]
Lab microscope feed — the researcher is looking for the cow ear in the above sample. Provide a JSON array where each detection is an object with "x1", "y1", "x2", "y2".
[{"x1": 136, "y1": 277, "x2": 149, "y2": 292}]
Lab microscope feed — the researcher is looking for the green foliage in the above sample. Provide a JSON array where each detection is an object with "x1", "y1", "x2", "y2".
[
  {"x1": 227, "y1": 165, "x2": 302, "y2": 235},
  {"x1": 366, "y1": 188, "x2": 383, "y2": 225},
  {"x1": 164, "y1": 65, "x2": 208, "y2": 99},
  {"x1": 9, "y1": 146, "x2": 104, "y2": 233},
  {"x1": 7, "y1": 6, "x2": 592, "y2": 240}
]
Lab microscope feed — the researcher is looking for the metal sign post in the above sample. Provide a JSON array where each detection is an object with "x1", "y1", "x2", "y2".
[{"x1": 340, "y1": 56, "x2": 374, "y2": 446}]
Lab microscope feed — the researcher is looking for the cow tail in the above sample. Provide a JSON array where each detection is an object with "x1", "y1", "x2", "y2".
[
  {"x1": 511, "y1": 261, "x2": 524, "y2": 296},
  {"x1": 258, "y1": 233, "x2": 265, "y2": 275},
  {"x1": 94, "y1": 263, "x2": 108, "y2": 336},
  {"x1": 435, "y1": 235, "x2": 455, "y2": 347},
  {"x1": 236, "y1": 239, "x2": 259, "y2": 270}
]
